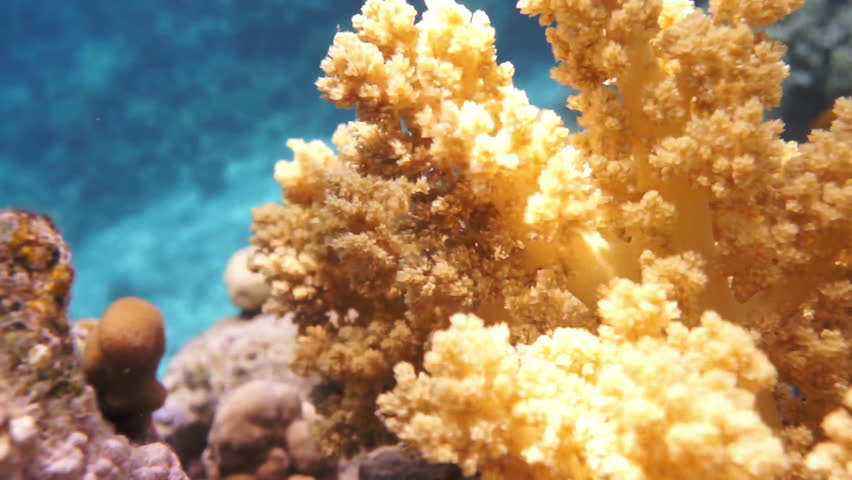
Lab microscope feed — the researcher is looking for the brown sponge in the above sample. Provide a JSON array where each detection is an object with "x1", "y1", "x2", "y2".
[{"x1": 83, "y1": 296, "x2": 167, "y2": 440}]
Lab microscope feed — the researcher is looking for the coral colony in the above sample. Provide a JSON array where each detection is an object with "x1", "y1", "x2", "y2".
[
  {"x1": 1, "y1": 0, "x2": 850, "y2": 479},
  {"x1": 250, "y1": 0, "x2": 850, "y2": 478}
]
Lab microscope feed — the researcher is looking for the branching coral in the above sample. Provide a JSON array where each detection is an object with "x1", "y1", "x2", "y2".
[{"x1": 250, "y1": 0, "x2": 851, "y2": 476}]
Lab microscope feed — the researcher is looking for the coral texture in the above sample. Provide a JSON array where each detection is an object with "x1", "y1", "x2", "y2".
[
  {"x1": 250, "y1": 0, "x2": 851, "y2": 477},
  {"x1": 0, "y1": 209, "x2": 187, "y2": 480}
]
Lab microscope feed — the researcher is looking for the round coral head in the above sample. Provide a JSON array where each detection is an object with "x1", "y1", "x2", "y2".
[{"x1": 97, "y1": 296, "x2": 166, "y2": 374}]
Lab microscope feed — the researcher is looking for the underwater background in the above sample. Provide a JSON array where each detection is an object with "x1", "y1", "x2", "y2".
[{"x1": 0, "y1": 0, "x2": 572, "y2": 371}]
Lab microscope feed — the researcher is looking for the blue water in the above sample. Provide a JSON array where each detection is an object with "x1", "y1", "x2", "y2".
[{"x1": 0, "y1": 1, "x2": 570, "y2": 371}]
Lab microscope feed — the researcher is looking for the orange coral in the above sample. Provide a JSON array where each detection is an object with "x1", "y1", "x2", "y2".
[
  {"x1": 250, "y1": 0, "x2": 851, "y2": 476},
  {"x1": 83, "y1": 296, "x2": 167, "y2": 440}
]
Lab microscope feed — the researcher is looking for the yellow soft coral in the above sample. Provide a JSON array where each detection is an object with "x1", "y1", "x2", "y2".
[
  {"x1": 252, "y1": 0, "x2": 583, "y2": 455},
  {"x1": 251, "y1": 0, "x2": 851, "y2": 474},
  {"x1": 805, "y1": 388, "x2": 852, "y2": 480},
  {"x1": 380, "y1": 255, "x2": 784, "y2": 480},
  {"x1": 379, "y1": 305, "x2": 784, "y2": 480}
]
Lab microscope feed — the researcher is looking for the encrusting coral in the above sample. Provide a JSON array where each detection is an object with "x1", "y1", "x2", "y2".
[{"x1": 249, "y1": 0, "x2": 851, "y2": 478}]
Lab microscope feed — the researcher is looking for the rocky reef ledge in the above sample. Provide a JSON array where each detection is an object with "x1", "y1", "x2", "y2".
[{"x1": 0, "y1": 209, "x2": 187, "y2": 480}]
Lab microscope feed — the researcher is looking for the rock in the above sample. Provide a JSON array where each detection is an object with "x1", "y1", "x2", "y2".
[
  {"x1": 156, "y1": 313, "x2": 314, "y2": 470},
  {"x1": 203, "y1": 381, "x2": 300, "y2": 479},
  {"x1": 0, "y1": 209, "x2": 188, "y2": 480},
  {"x1": 223, "y1": 246, "x2": 271, "y2": 314},
  {"x1": 769, "y1": 0, "x2": 852, "y2": 140},
  {"x1": 357, "y1": 445, "x2": 464, "y2": 480},
  {"x1": 285, "y1": 419, "x2": 332, "y2": 478}
]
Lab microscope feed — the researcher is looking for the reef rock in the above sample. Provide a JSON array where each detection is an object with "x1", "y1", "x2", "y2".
[
  {"x1": 156, "y1": 313, "x2": 316, "y2": 473},
  {"x1": 202, "y1": 380, "x2": 334, "y2": 480},
  {"x1": 0, "y1": 209, "x2": 187, "y2": 480},
  {"x1": 357, "y1": 445, "x2": 465, "y2": 480}
]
